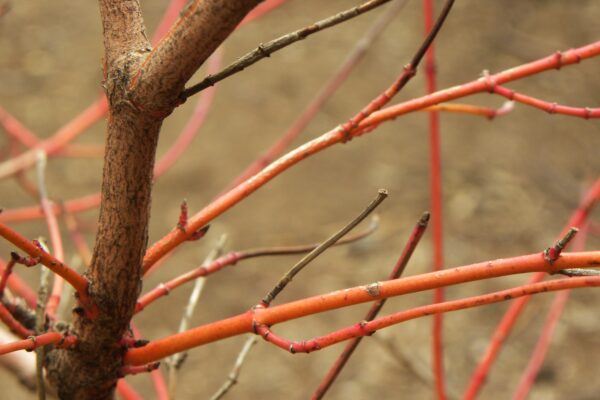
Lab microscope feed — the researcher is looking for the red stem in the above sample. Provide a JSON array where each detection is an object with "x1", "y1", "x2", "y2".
[
  {"x1": 422, "y1": 0, "x2": 446, "y2": 397},
  {"x1": 0, "y1": 331, "x2": 77, "y2": 355},
  {"x1": 0, "y1": 222, "x2": 92, "y2": 309},
  {"x1": 255, "y1": 275, "x2": 600, "y2": 354},
  {"x1": 491, "y1": 84, "x2": 600, "y2": 118},
  {"x1": 124, "y1": 251, "x2": 600, "y2": 366}
]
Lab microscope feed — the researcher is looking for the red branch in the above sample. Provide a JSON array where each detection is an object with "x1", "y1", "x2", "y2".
[
  {"x1": 422, "y1": 0, "x2": 446, "y2": 397},
  {"x1": 0, "y1": 223, "x2": 92, "y2": 311},
  {"x1": 124, "y1": 251, "x2": 600, "y2": 366},
  {"x1": 0, "y1": 331, "x2": 77, "y2": 355},
  {"x1": 254, "y1": 275, "x2": 600, "y2": 354},
  {"x1": 489, "y1": 81, "x2": 600, "y2": 119}
]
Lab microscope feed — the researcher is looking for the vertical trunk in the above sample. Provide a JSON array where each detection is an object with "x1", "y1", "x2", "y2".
[{"x1": 46, "y1": 1, "x2": 261, "y2": 398}]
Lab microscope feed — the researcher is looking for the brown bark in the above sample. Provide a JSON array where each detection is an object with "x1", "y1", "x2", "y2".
[{"x1": 46, "y1": 1, "x2": 261, "y2": 398}]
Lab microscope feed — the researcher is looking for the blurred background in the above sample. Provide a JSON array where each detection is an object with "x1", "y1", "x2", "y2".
[{"x1": 1, "y1": 0, "x2": 600, "y2": 398}]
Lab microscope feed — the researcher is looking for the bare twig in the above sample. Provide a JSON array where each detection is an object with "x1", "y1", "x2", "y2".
[
  {"x1": 209, "y1": 336, "x2": 257, "y2": 400},
  {"x1": 261, "y1": 189, "x2": 388, "y2": 306},
  {"x1": 181, "y1": 0, "x2": 394, "y2": 99}
]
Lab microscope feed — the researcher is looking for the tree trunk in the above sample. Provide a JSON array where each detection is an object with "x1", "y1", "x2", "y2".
[{"x1": 46, "y1": 1, "x2": 261, "y2": 398}]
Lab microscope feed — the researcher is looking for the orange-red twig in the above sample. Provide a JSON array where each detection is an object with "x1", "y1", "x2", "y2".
[
  {"x1": 463, "y1": 178, "x2": 600, "y2": 399},
  {"x1": 255, "y1": 275, "x2": 600, "y2": 354},
  {"x1": 422, "y1": 0, "x2": 446, "y2": 397},
  {"x1": 489, "y1": 81, "x2": 600, "y2": 119},
  {"x1": 0, "y1": 223, "x2": 91, "y2": 308},
  {"x1": 312, "y1": 212, "x2": 429, "y2": 399},
  {"x1": 0, "y1": 331, "x2": 76, "y2": 356},
  {"x1": 125, "y1": 251, "x2": 600, "y2": 366}
]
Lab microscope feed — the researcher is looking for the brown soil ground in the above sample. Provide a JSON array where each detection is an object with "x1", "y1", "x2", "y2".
[{"x1": 1, "y1": 1, "x2": 600, "y2": 399}]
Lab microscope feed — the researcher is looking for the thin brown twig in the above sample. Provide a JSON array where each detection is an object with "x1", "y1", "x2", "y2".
[
  {"x1": 209, "y1": 335, "x2": 258, "y2": 400},
  {"x1": 181, "y1": 0, "x2": 394, "y2": 99},
  {"x1": 261, "y1": 189, "x2": 388, "y2": 306}
]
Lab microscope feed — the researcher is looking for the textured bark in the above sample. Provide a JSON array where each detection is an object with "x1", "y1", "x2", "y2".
[{"x1": 45, "y1": 0, "x2": 261, "y2": 398}]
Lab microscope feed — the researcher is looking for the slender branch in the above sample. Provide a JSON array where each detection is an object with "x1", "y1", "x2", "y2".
[
  {"x1": 255, "y1": 275, "x2": 600, "y2": 354},
  {"x1": 137, "y1": 216, "x2": 378, "y2": 310},
  {"x1": 262, "y1": 189, "x2": 388, "y2": 306},
  {"x1": 209, "y1": 336, "x2": 257, "y2": 400},
  {"x1": 124, "y1": 251, "x2": 600, "y2": 366},
  {"x1": 0, "y1": 223, "x2": 90, "y2": 307},
  {"x1": 181, "y1": 0, "x2": 395, "y2": 99},
  {"x1": 0, "y1": 332, "x2": 77, "y2": 356},
  {"x1": 421, "y1": 0, "x2": 446, "y2": 397},
  {"x1": 487, "y1": 79, "x2": 600, "y2": 119},
  {"x1": 313, "y1": 211, "x2": 429, "y2": 399}
]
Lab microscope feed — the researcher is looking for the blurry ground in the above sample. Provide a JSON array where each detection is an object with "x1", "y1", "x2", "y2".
[{"x1": 1, "y1": 1, "x2": 600, "y2": 399}]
